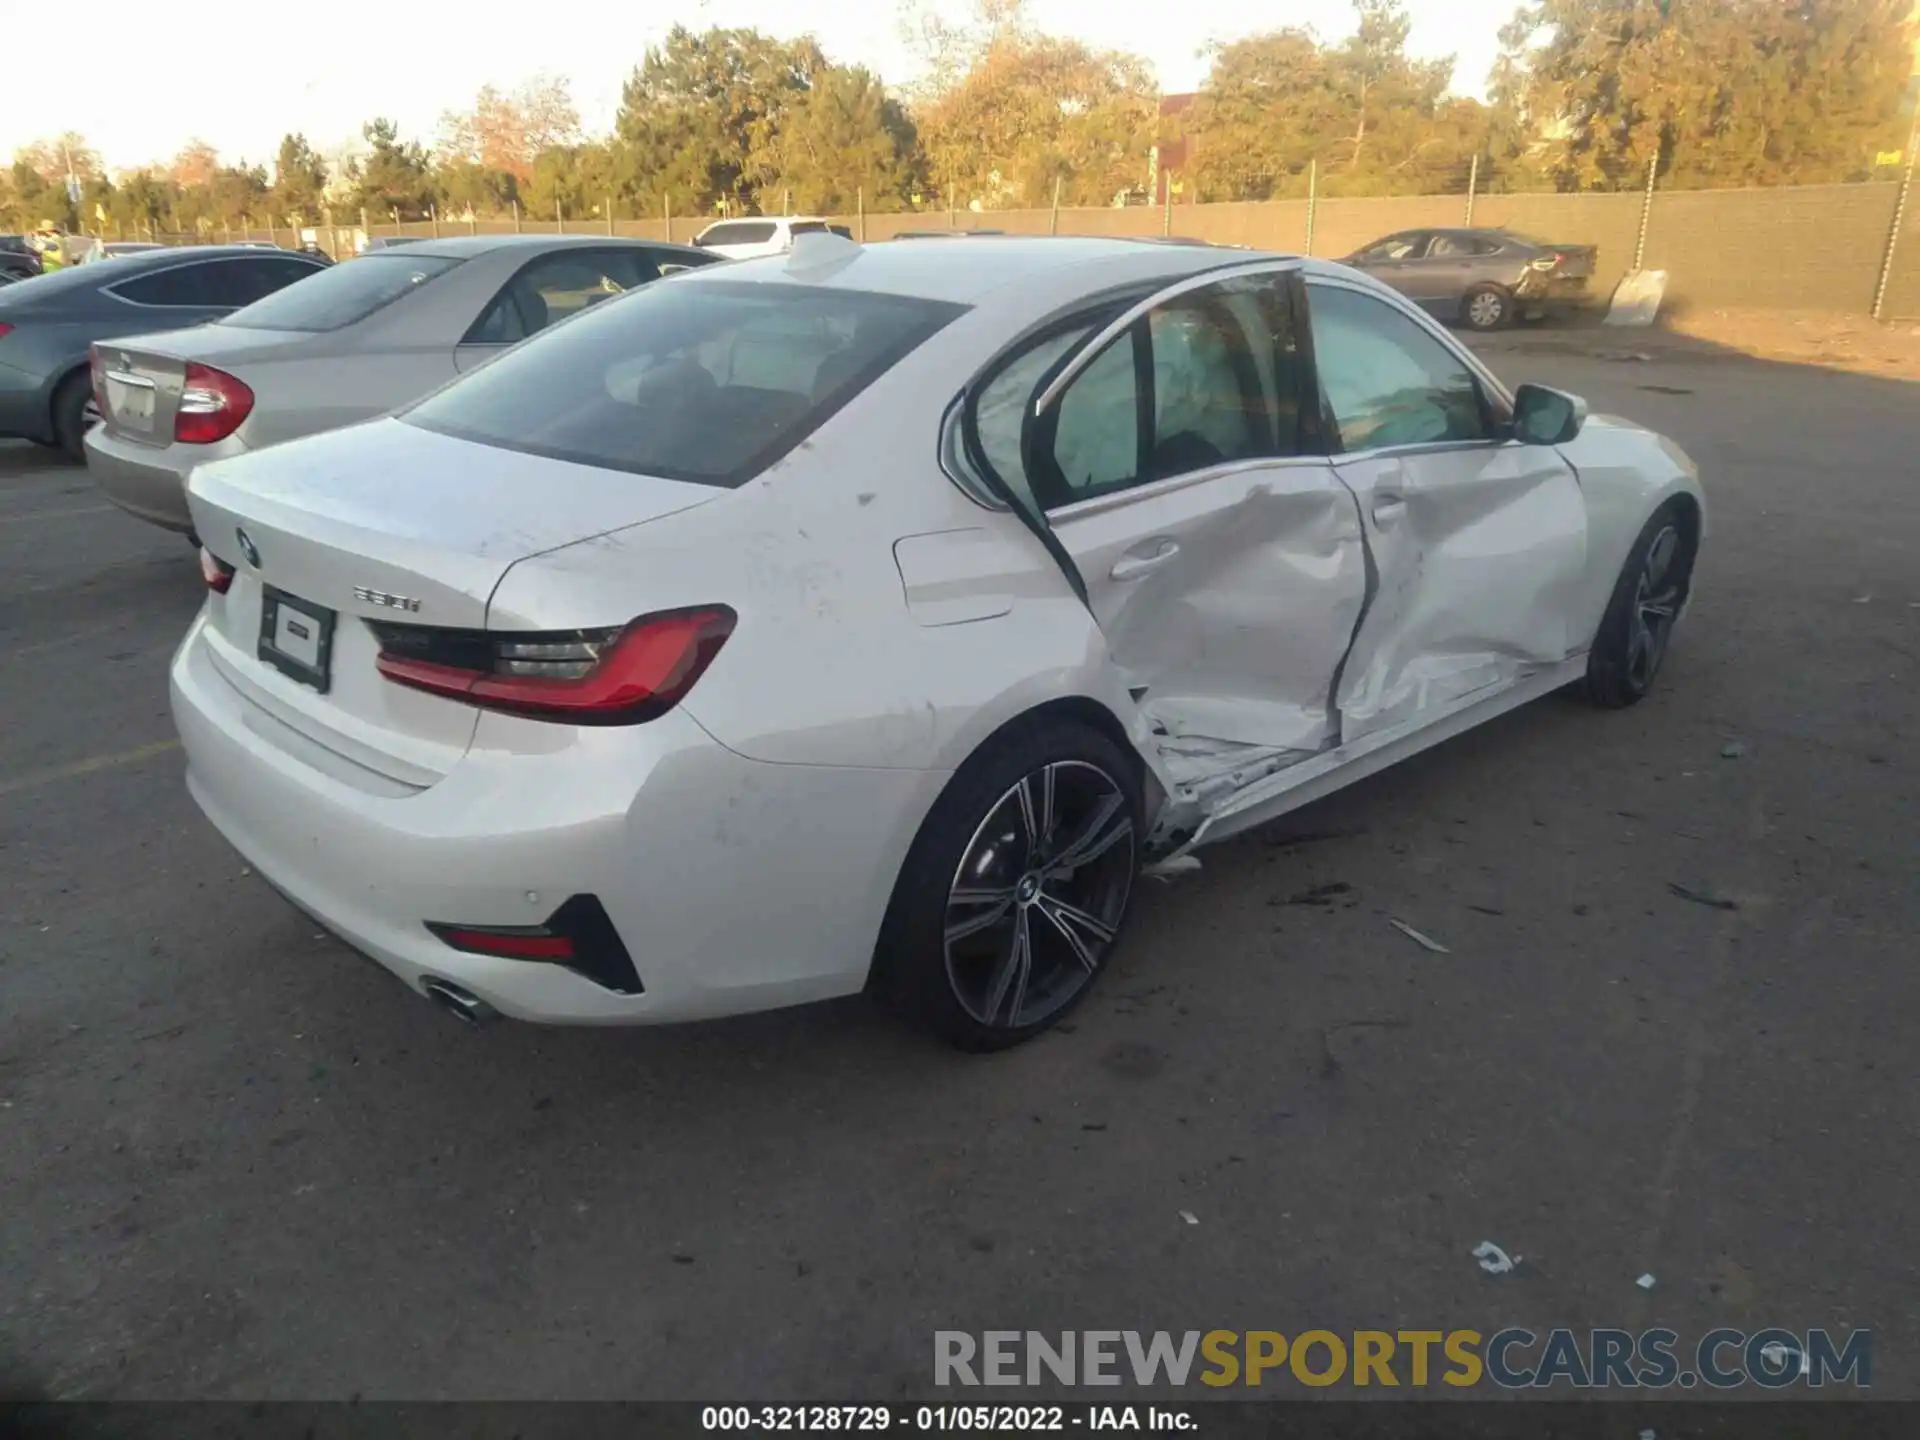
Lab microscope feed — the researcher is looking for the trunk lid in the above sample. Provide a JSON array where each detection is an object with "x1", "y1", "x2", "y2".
[
  {"x1": 186, "y1": 418, "x2": 721, "y2": 788},
  {"x1": 93, "y1": 325, "x2": 311, "y2": 447}
]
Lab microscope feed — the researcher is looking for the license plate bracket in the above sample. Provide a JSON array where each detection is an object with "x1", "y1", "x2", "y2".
[
  {"x1": 258, "y1": 587, "x2": 335, "y2": 693},
  {"x1": 107, "y1": 374, "x2": 156, "y2": 432}
]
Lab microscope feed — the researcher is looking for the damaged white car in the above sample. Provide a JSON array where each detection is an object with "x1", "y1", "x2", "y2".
[{"x1": 171, "y1": 235, "x2": 1703, "y2": 1049}]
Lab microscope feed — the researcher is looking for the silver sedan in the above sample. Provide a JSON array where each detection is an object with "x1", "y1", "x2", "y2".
[{"x1": 86, "y1": 234, "x2": 718, "y2": 533}]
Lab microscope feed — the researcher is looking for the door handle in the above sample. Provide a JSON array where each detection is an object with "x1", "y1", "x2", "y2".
[
  {"x1": 1109, "y1": 538, "x2": 1180, "y2": 581},
  {"x1": 1372, "y1": 495, "x2": 1407, "y2": 525}
]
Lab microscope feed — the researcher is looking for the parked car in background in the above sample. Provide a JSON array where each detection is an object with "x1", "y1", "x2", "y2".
[
  {"x1": 170, "y1": 235, "x2": 1702, "y2": 1047},
  {"x1": 88, "y1": 234, "x2": 718, "y2": 532},
  {"x1": 359, "y1": 236, "x2": 420, "y2": 252},
  {"x1": 692, "y1": 216, "x2": 853, "y2": 258},
  {"x1": 0, "y1": 245, "x2": 330, "y2": 458},
  {"x1": 893, "y1": 229, "x2": 1007, "y2": 239},
  {"x1": 1342, "y1": 227, "x2": 1596, "y2": 330},
  {"x1": 1, "y1": 234, "x2": 45, "y2": 281}
]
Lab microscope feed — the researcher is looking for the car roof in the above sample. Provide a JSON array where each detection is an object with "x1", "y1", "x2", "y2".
[
  {"x1": 683, "y1": 234, "x2": 1284, "y2": 305},
  {"x1": 400, "y1": 233, "x2": 708, "y2": 262}
]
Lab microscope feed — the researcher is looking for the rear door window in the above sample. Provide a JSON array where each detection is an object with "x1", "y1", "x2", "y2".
[
  {"x1": 464, "y1": 248, "x2": 658, "y2": 346},
  {"x1": 407, "y1": 278, "x2": 966, "y2": 486},
  {"x1": 107, "y1": 261, "x2": 227, "y2": 308},
  {"x1": 204, "y1": 256, "x2": 326, "y2": 306}
]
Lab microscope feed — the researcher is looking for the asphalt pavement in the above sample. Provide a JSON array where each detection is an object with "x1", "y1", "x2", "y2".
[{"x1": 2, "y1": 339, "x2": 1916, "y2": 1401}]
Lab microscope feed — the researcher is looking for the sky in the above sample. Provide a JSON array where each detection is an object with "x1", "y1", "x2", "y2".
[{"x1": 3, "y1": 0, "x2": 1516, "y2": 175}]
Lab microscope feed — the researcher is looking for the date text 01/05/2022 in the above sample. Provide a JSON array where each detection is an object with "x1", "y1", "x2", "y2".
[{"x1": 700, "y1": 1405, "x2": 1193, "y2": 1431}]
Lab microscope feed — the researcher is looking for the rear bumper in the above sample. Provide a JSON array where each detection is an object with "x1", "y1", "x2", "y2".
[
  {"x1": 170, "y1": 610, "x2": 944, "y2": 1026},
  {"x1": 86, "y1": 425, "x2": 245, "y2": 532}
]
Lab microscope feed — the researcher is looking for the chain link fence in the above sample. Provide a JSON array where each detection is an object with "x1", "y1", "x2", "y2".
[{"x1": 114, "y1": 168, "x2": 1920, "y2": 321}]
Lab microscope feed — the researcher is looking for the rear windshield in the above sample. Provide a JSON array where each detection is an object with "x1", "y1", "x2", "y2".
[
  {"x1": 697, "y1": 221, "x2": 777, "y2": 247},
  {"x1": 219, "y1": 253, "x2": 458, "y2": 332},
  {"x1": 404, "y1": 279, "x2": 967, "y2": 487}
]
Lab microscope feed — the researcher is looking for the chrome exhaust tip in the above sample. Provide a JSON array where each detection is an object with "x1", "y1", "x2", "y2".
[{"x1": 421, "y1": 978, "x2": 499, "y2": 1026}]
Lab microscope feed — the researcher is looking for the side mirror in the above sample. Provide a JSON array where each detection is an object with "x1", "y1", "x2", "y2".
[{"x1": 1512, "y1": 383, "x2": 1587, "y2": 445}]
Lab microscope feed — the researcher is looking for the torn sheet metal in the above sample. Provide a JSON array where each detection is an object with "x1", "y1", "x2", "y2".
[
  {"x1": 1330, "y1": 446, "x2": 1588, "y2": 743},
  {"x1": 1051, "y1": 462, "x2": 1367, "y2": 759}
]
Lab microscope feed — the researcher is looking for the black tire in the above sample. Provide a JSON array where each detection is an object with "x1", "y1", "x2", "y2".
[
  {"x1": 1462, "y1": 283, "x2": 1511, "y2": 332},
  {"x1": 1584, "y1": 502, "x2": 1697, "y2": 709},
  {"x1": 873, "y1": 716, "x2": 1143, "y2": 1051},
  {"x1": 50, "y1": 370, "x2": 95, "y2": 462}
]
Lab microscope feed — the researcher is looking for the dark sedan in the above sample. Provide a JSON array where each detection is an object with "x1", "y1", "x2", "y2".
[
  {"x1": 1342, "y1": 227, "x2": 1597, "y2": 331},
  {"x1": 0, "y1": 245, "x2": 328, "y2": 458}
]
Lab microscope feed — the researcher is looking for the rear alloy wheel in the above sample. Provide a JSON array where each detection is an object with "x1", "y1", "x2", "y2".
[
  {"x1": 1584, "y1": 504, "x2": 1697, "y2": 709},
  {"x1": 1463, "y1": 284, "x2": 1510, "y2": 332},
  {"x1": 876, "y1": 719, "x2": 1141, "y2": 1050}
]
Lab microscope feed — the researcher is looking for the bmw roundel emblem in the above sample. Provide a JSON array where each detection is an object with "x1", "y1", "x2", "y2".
[{"x1": 236, "y1": 527, "x2": 261, "y2": 569}]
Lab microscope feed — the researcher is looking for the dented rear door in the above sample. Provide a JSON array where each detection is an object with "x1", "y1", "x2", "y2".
[{"x1": 1035, "y1": 267, "x2": 1367, "y2": 758}]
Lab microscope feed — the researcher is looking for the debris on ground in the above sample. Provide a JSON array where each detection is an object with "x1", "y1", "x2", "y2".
[
  {"x1": 1467, "y1": 904, "x2": 1505, "y2": 916},
  {"x1": 1179, "y1": 1210, "x2": 1199, "y2": 1226},
  {"x1": 1667, "y1": 882, "x2": 1739, "y2": 912},
  {"x1": 1636, "y1": 1273, "x2": 1657, "y2": 1289},
  {"x1": 1758, "y1": 1340, "x2": 1808, "y2": 1376},
  {"x1": 1272, "y1": 881, "x2": 1354, "y2": 908},
  {"x1": 1720, "y1": 740, "x2": 1746, "y2": 759},
  {"x1": 1142, "y1": 855, "x2": 1202, "y2": 880},
  {"x1": 1472, "y1": 1241, "x2": 1519, "y2": 1275},
  {"x1": 1389, "y1": 918, "x2": 1450, "y2": 953}
]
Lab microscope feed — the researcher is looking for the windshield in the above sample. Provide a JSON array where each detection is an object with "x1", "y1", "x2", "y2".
[
  {"x1": 219, "y1": 253, "x2": 459, "y2": 332},
  {"x1": 404, "y1": 279, "x2": 966, "y2": 487}
]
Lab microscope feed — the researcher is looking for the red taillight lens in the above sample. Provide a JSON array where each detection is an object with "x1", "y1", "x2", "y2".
[
  {"x1": 199, "y1": 548, "x2": 235, "y2": 594},
  {"x1": 0, "y1": 322, "x2": 14, "y2": 340},
  {"x1": 429, "y1": 926, "x2": 575, "y2": 960},
  {"x1": 174, "y1": 362, "x2": 254, "y2": 445},
  {"x1": 374, "y1": 605, "x2": 736, "y2": 725}
]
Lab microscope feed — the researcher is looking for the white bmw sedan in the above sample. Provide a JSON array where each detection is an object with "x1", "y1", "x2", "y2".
[{"x1": 171, "y1": 234, "x2": 1704, "y2": 1049}]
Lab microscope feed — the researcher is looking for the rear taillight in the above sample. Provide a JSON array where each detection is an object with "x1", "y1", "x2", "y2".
[
  {"x1": 175, "y1": 362, "x2": 254, "y2": 445},
  {"x1": 0, "y1": 322, "x2": 14, "y2": 340},
  {"x1": 88, "y1": 344, "x2": 106, "y2": 414},
  {"x1": 199, "y1": 548, "x2": 235, "y2": 594},
  {"x1": 373, "y1": 605, "x2": 736, "y2": 725}
]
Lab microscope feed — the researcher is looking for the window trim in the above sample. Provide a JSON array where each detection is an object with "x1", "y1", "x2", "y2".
[
  {"x1": 104, "y1": 254, "x2": 325, "y2": 310},
  {"x1": 950, "y1": 260, "x2": 1321, "y2": 518},
  {"x1": 1302, "y1": 273, "x2": 1515, "y2": 461}
]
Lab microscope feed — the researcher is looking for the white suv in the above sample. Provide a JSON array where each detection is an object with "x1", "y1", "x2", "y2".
[{"x1": 691, "y1": 216, "x2": 851, "y2": 259}]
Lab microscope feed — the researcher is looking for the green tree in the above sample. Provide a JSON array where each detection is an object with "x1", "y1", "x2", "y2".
[
  {"x1": 353, "y1": 117, "x2": 435, "y2": 218},
  {"x1": 614, "y1": 26, "x2": 826, "y2": 215},
  {"x1": 915, "y1": 16, "x2": 1158, "y2": 208},
  {"x1": 748, "y1": 65, "x2": 921, "y2": 212},
  {"x1": 1497, "y1": 0, "x2": 1914, "y2": 189},
  {"x1": 273, "y1": 134, "x2": 329, "y2": 220},
  {"x1": 1184, "y1": 1, "x2": 1471, "y2": 201}
]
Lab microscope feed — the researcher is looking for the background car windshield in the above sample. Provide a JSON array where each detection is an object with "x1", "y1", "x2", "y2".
[
  {"x1": 219, "y1": 254, "x2": 458, "y2": 332},
  {"x1": 404, "y1": 279, "x2": 965, "y2": 486}
]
